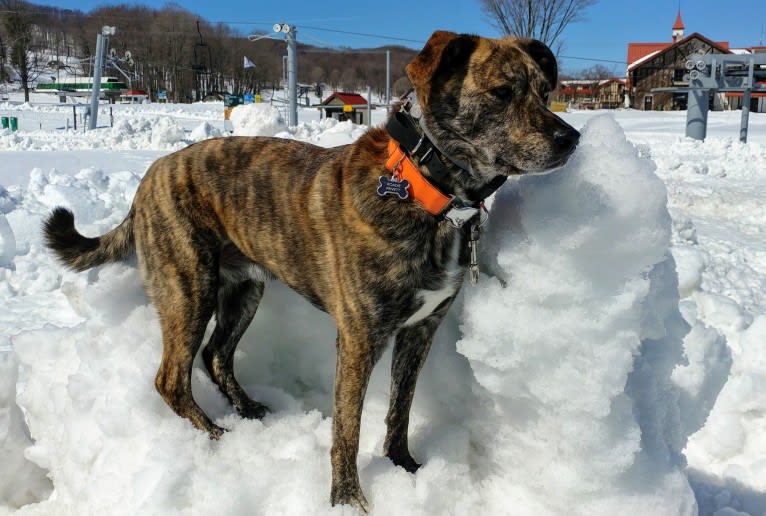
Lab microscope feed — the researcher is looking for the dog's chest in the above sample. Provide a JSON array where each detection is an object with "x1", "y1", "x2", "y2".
[{"x1": 401, "y1": 236, "x2": 462, "y2": 327}]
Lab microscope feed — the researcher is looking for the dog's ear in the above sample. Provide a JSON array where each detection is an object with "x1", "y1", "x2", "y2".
[
  {"x1": 518, "y1": 39, "x2": 558, "y2": 87},
  {"x1": 406, "y1": 31, "x2": 477, "y2": 101}
]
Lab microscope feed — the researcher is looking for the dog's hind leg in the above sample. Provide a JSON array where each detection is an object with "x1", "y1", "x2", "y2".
[
  {"x1": 150, "y1": 275, "x2": 223, "y2": 437},
  {"x1": 202, "y1": 275, "x2": 269, "y2": 420},
  {"x1": 384, "y1": 318, "x2": 442, "y2": 473},
  {"x1": 135, "y1": 214, "x2": 223, "y2": 438},
  {"x1": 154, "y1": 302, "x2": 223, "y2": 437}
]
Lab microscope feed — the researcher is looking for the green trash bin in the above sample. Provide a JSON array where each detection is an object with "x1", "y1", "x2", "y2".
[
  {"x1": 9, "y1": 117, "x2": 18, "y2": 131},
  {"x1": 0, "y1": 116, "x2": 8, "y2": 129}
]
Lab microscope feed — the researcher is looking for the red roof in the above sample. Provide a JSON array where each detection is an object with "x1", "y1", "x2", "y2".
[
  {"x1": 627, "y1": 43, "x2": 670, "y2": 66},
  {"x1": 122, "y1": 89, "x2": 148, "y2": 96},
  {"x1": 673, "y1": 11, "x2": 685, "y2": 30},
  {"x1": 627, "y1": 32, "x2": 730, "y2": 70},
  {"x1": 321, "y1": 92, "x2": 368, "y2": 105}
]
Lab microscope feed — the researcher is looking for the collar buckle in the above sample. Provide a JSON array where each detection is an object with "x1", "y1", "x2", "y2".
[{"x1": 442, "y1": 204, "x2": 480, "y2": 228}]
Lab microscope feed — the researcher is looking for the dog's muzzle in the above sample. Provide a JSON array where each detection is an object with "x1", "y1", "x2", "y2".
[{"x1": 553, "y1": 127, "x2": 580, "y2": 157}]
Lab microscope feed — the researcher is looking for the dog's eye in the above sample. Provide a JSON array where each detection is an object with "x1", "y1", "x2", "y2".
[{"x1": 491, "y1": 86, "x2": 514, "y2": 99}]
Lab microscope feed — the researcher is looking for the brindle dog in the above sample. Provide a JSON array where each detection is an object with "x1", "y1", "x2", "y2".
[{"x1": 43, "y1": 31, "x2": 579, "y2": 512}]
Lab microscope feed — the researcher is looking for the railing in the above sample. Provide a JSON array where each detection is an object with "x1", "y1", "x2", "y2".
[{"x1": 652, "y1": 53, "x2": 766, "y2": 142}]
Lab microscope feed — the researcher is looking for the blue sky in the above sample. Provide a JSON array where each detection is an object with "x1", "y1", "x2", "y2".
[{"x1": 42, "y1": 0, "x2": 766, "y2": 74}]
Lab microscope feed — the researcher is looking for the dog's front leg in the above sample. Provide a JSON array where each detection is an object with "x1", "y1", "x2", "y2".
[
  {"x1": 384, "y1": 318, "x2": 440, "y2": 473},
  {"x1": 330, "y1": 329, "x2": 381, "y2": 513}
]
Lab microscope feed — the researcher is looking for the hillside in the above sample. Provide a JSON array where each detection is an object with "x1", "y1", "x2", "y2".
[{"x1": 0, "y1": 1, "x2": 418, "y2": 102}]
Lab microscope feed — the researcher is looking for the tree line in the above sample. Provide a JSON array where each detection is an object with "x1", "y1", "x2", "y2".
[{"x1": 0, "y1": 0, "x2": 418, "y2": 102}]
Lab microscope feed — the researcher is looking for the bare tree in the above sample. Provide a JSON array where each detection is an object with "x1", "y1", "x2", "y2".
[
  {"x1": 2, "y1": 0, "x2": 45, "y2": 102},
  {"x1": 0, "y1": 2, "x2": 417, "y2": 104},
  {"x1": 0, "y1": 32, "x2": 8, "y2": 82},
  {"x1": 479, "y1": 0, "x2": 596, "y2": 54},
  {"x1": 579, "y1": 63, "x2": 614, "y2": 80}
]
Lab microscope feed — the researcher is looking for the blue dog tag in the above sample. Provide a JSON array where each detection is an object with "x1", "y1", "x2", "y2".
[{"x1": 377, "y1": 176, "x2": 410, "y2": 200}]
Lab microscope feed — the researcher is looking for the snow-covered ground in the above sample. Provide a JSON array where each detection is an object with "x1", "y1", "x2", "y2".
[{"x1": 1, "y1": 93, "x2": 765, "y2": 516}]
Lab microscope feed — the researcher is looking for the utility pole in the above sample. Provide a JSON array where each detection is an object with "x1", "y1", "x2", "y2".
[
  {"x1": 386, "y1": 50, "x2": 391, "y2": 110},
  {"x1": 89, "y1": 26, "x2": 115, "y2": 130},
  {"x1": 279, "y1": 23, "x2": 298, "y2": 127},
  {"x1": 251, "y1": 23, "x2": 298, "y2": 127}
]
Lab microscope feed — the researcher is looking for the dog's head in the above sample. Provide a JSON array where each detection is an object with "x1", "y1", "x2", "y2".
[{"x1": 407, "y1": 31, "x2": 580, "y2": 182}]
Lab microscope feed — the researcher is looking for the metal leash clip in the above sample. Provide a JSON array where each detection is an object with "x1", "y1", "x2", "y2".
[{"x1": 469, "y1": 223, "x2": 481, "y2": 285}]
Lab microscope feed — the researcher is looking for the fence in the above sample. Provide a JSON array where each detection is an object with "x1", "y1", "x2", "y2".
[
  {"x1": 0, "y1": 107, "x2": 86, "y2": 132},
  {"x1": 0, "y1": 106, "x2": 119, "y2": 132}
]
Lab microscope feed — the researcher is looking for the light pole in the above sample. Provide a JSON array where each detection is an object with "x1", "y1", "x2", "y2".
[
  {"x1": 249, "y1": 23, "x2": 298, "y2": 127},
  {"x1": 89, "y1": 25, "x2": 116, "y2": 130},
  {"x1": 274, "y1": 23, "x2": 297, "y2": 127}
]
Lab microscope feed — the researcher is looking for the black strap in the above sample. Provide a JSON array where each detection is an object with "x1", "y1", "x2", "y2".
[
  {"x1": 385, "y1": 108, "x2": 507, "y2": 205},
  {"x1": 386, "y1": 112, "x2": 466, "y2": 199},
  {"x1": 471, "y1": 174, "x2": 507, "y2": 201},
  {"x1": 386, "y1": 111, "x2": 420, "y2": 152}
]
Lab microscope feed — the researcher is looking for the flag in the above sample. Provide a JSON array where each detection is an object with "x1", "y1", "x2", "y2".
[{"x1": 244, "y1": 56, "x2": 256, "y2": 69}]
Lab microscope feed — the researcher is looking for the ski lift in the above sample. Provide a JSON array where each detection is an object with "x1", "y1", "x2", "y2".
[{"x1": 192, "y1": 21, "x2": 213, "y2": 101}]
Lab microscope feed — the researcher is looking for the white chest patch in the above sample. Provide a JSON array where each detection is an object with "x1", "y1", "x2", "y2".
[{"x1": 402, "y1": 237, "x2": 462, "y2": 327}]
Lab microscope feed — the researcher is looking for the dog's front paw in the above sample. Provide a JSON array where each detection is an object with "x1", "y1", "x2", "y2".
[
  {"x1": 236, "y1": 400, "x2": 270, "y2": 420},
  {"x1": 385, "y1": 449, "x2": 421, "y2": 473},
  {"x1": 208, "y1": 424, "x2": 226, "y2": 440},
  {"x1": 331, "y1": 484, "x2": 370, "y2": 514}
]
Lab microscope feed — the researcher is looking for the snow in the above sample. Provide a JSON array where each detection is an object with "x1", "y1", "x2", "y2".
[{"x1": 1, "y1": 94, "x2": 766, "y2": 515}]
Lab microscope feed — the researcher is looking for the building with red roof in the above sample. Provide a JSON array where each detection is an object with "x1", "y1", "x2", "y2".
[
  {"x1": 555, "y1": 78, "x2": 627, "y2": 110},
  {"x1": 626, "y1": 11, "x2": 732, "y2": 111},
  {"x1": 319, "y1": 92, "x2": 375, "y2": 125}
]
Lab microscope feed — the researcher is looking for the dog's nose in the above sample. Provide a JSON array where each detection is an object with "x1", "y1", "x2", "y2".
[{"x1": 553, "y1": 128, "x2": 580, "y2": 155}]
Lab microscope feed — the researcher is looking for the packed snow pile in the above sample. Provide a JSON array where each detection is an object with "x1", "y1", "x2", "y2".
[
  {"x1": 456, "y1": 114, "x2": 729, "y2": 514},
  {"x1": 229, "y1": 103, "x2": 287, "y2": 137},
  {"x1": 277, "y1": 118, "x2": 370, "y2": 148},
  {"x1": 0, "y1": 102, "x2": 224, "y2": 151},
  {"x1": 230, "y1": 102, "x2": 368, "y2": 146},
  {"x1": 0, "y1": 112, "x2": 735, "y2": 515},
  {"x1": 0, "y1": 213, "x2": 15, "y2": 267},
  {"x1": 0, "y1": 349, "x2": 51, "y2": 509}
]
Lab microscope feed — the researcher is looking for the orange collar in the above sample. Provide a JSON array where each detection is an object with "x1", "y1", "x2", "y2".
[{"x1": 385, "y1": 139, "x2": 453, "y2": 216}]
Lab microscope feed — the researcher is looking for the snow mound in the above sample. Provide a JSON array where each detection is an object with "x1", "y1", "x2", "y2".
[
  {"x1": 0, "y1": 348, "x2": 52, "y2": 508},
  {"x1": 189, "y1": 121, "x2": 222, "y2": 142},
  {"x1": 685, "y1": 315, "x2": 766, "y2": 495},
  {"x1": 456, "y1": 114, "x2": 728, "y2": 514},
  {"x1": 150, "y1": 117, "x2": 186, "y2": 147},
  {"x1": 0, "y1": 214, "x2": 15, "y2": 267},
  {"x1": 230, "y1": 103, "x2": 286, "y2": 137},
  {"x1": 276, "y1": 118, "x2": 369, "y2": 147}
]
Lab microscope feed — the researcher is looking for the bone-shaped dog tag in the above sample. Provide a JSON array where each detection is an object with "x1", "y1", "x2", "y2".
[{"x1": 377, "y1": 176, "x2": 410, "y2": 200}]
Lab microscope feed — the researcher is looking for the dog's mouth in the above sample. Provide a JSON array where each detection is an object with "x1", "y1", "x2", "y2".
[
  {"x1": 549, "y1": 145, "x2": 578, "y2": 168},
  {"x1": 497, "y1": 151, "x2": 574, "y2": 175},
  {"x1": 497, "y1": 129, "x2": 580, "y2": 175}
]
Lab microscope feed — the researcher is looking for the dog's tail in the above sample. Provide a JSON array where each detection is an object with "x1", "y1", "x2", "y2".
[{"x1": 42, "y1": 206, "x2": 136, "y2": 272}]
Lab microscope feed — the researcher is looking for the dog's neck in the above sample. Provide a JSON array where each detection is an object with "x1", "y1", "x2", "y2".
[{"x1": 385, "y1": 95, "x2": 507, "y2": 217}]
